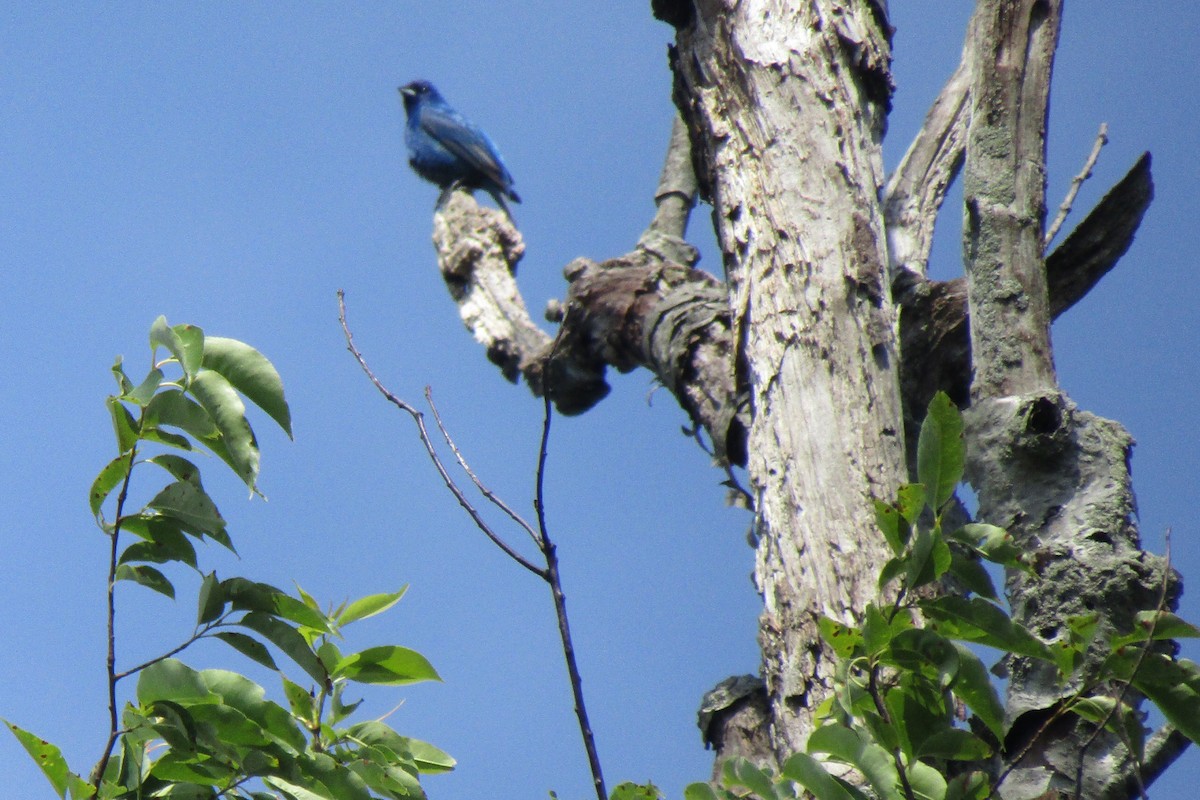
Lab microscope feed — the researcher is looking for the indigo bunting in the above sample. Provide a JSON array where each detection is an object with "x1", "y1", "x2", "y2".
[{"x1": 399, "y1": 80, "x2": 520, "y2": 213}]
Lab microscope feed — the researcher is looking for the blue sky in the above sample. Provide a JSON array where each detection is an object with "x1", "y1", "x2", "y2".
[{"x1": 2, "y1": 4, "x2": 1197, "y2": 799}]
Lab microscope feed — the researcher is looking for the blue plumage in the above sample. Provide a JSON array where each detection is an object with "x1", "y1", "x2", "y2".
[{"x1": 399, "y1": 80, "x2": 520, "y2": 213}]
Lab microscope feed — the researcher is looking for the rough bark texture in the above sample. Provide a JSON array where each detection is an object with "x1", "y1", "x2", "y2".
[
  {"x1": 431, "y1": 191, "x2": 750, "y2": 462},
  {"x1": 666, "y1": 0, "x2": 908, "y2": 760},
  {"x1": 962, "y1": 0, "x2": 1058, "y2": 398},
  {"x1": 419, "y1": 1, "x2": 1187, "y2": 794},
  {"x1": 895, "y1": 150, "x2": 1154, "y2": 452},
  {"x1": 960, "y1": 2, "x2": 1175, "y2": 797}
]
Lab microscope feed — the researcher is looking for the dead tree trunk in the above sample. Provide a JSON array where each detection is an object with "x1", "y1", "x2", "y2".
[
  {"x1": 960, "y1": 2, "x2": 1178, "y2": 797},
  {"x1": 663, "y1": 0, "x2": 908, "y2": 761},
  {"x1": 414, "y1": 0, "x2": 1188, "y2": 795}
]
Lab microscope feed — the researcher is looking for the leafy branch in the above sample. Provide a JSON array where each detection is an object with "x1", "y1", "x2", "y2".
[
  {"x1": 5, "y1": 317, "x2": 449, "y2": 800},
  {"x1": 680, "y1": 392, "x2": 1200, "y2": 800}
]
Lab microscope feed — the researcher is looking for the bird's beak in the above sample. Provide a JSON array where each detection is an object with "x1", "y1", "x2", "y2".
[{"x1": 399, "y1": 86, "x2": 413, "y2": 98}]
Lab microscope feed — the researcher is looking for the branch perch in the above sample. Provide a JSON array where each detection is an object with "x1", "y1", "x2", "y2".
[{"x1": 428, "y1": 112, "x2": 748, "y2": 464}]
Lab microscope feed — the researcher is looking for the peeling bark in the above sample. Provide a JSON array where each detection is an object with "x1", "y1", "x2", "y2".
[
  {"x1": 667, "y1": 0, "x2": 907, "y2": 762},
  {"x1": 431, "y1": 192, "x2": 749, "y2": 461},
  {"x1": 419, "y1": 1, "x2": 1187, "y2": 793}
]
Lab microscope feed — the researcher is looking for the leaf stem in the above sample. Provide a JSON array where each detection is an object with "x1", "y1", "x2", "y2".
[{"x1": 90, "y1": 443, "x2": 138, "y2": 788}]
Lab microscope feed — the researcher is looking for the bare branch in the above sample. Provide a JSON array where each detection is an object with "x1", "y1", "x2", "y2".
[
  {"x1": 896, "y1": 151, "x2": 1154, "y2": 432},
  {"x1": 425, "y1": 386, "x2": 542, "y2": 549},
  {"x1": 535, "y1": 331, "x2": 607, "y2": 800},
  {"x1": 431, "y1": 193, "x2": 552, "y2": 386},
  {"x1": 1044, "y1": 123, "x2": 1109, "y2": 248},
  {"x1": 962, "y1": 0, "x2": 1062, "y2": 398},
  {"x1": 884, "y1": 42, "x2": 972, "y2": 277},
  {"x1": 337, "y1": 290, "x2": 546, "y2": 580},
  {"x1": 638, "y1": 111, "x2": 700, "y2": 264},
  {"x1": 1045, "y1": 152, "x2": 1153, "y2": 317}
]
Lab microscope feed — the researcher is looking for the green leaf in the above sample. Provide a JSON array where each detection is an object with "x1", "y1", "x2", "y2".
[
  {"x1": 265, "y1": 776, "x2": 346, "y2": 800},
  {"x1": 119, "y1": 522, "x2": 198, "y2": 569},
  {"x1": 338, "y1": 587, "x2": 409, "y2": 627},
  {"x1": 125, "y1": 367, "x2": 165, "y2": 406},
  {"x1": 203, "y1": 336, "x2": 293, "y2": 439},
  {"x1": 1122, "y1": 654, "x2": 1200, "y2": 742},
  {"x1": 147, "y1": 480, "x2": 226, "y2": 539},
  {"x1": 317, "y1": 640, "x2": 343, "y2": 674},
  {"x1": 345, "y1": 746, "x2": 422, "y2": 797},
  {"x1": 877, "y1": 557, "x2": 907, "y2": 592},
  {"x1": 916, "y1": 728, "x2": 992, "y2": 760},
  {"x1": 214, "y1": 632, "x2": 279, "y2": 672},
  {"x1": 295, "y1": 583, "x2": 322, "y2": 612},
  {"x1": 611, "y1": 782, "x2": 664, "y2": 800},
  {"x1": 819, "y1": 616, "x2": 863, "y2": 658},
  {"x1": 945, "y1": 771, "x2": 990, "y2": 800},
  {"x1": 781, "y1": 752, "x2": 864, "y2": 800},
  {"x1": 4, "y1": 719, "x2": 88, "y2": 798},
  {"x1": 861, "y1": 605, "x2": 892, "y2": 658},
  {"x1": 329, "y1": 683, "x2": 363, "y2": 725},
  {"x1": 223, "y1": 577, "x2": 283, "y2": 612},
  {"x1": 948, "y1": 524, "x2": 1027, "y2": 571},
  {"x1": 917, "y1": 391, "x2": 964, "y2": 512},
  {"x1": 949, "y1": 643, "x2": 1006, "y2": 741},
  {"x1": 885, "y1": 673, "x2": 950, "y2": 759},
  {"x1": 145, "y1": 389, "x2": 218, "y2": 439},
  {"x1": 896, "y1": 484, "x2": 927, "y2": 525},
  {"x1": 201, "y1": 668, "x2": 306, "y2": 752},
  {"x1": 89, "y1": 453, "x2": 132, "y2": 520},
  {"x1": 148, "y1": 749, "x2": 237, "y2": 784},
  {"x1": 106, "y1": 397, "x2": 139, "y2": 453},
  {"x1": 404, "y1": 736, "x2": 456, "y2": 774},
  {"x1": 197, "y1": 571, "x2": 225, "y2": 624},
  {"x1": 115, "y1": 564, "x2": 175, "y2": 598},
  {"x1": 921, "y1": 596, "x2": 1054, "y2": 663},
  {"x1": 684, "y1": 783, "x2": 721, "y2": 800},
  {"x1": 137, "y1": 659, "x2": 217, "y2": 705},
  {"x1": 272, "y1": 593, "x2": 334, "y2": 634},
  {"x1": 282, "y1": 675, "x2": 316, "y2": 722},
  {"x1": 111, "y1": 356, "x2": 133, "y2": 395},
  {"x1": 905, "y1": 526, "x2": 952, "y2": 589},
  {"x1": 808, "y1": 724, "x2": 900, "y2": 800},
  {"x1": 139, "y1": 426, "x2": 195, "y2": 453},
  {"x1": 947, "y1": 550, "x2": 998, "y2": 600},
  {"x1": 874, "y1": 500, "x2": 908, "y2": 556},
  {"x1": 346, "y1": 720, "x2": 455, "y2": 773},
  {"x1": 146, "y1": 454, "x2": 203, "y2": 485},
  {"x1": 723, "y1": 757, "x2": 776, "y2": 800},
  {"x1": 1113, "y1": 610, "x2": 1200, "y2": 646},
  {"x1": 905, "y1": 759, "x2": 948, "y2": 800},
  {"x1": 336, "y1": 645, "x2": 441, "y2": 685},
  {"x1": 238, "y1": 612, "x2": 327, "y2": 685},
  {"x1": 191, "y1": 369, "x2": 260, "y2": 488},
  {"x1": 150, "y1": 317, "x2": 204, "y2": 383}
]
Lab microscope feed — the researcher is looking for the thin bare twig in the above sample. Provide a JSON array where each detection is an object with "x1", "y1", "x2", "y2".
[
  {"x1": 1044, "y1": 123, "x2": 1109, "y2": 249},
  {"x1": 425, "y1": 386, "x2": 542, "y2": 548},
  {"x1": 340, "y1": 291, "x2": 606, "y2": 800},
  {"x1": 337, "y1": 290, "x2": 546, "y2": 580},
  {"x1": 113, "y1": 625, "x2": 220, "y2": 681},
  {"x1": 536, "y1": 327, "x2": 607, "y2": 800}
]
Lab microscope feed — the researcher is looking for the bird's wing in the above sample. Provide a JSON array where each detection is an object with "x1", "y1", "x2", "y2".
[{"x1": 419, "y1": 104, "x2": 513, "y2": 189}]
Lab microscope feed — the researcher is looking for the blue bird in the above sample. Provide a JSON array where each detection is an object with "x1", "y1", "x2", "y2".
[{"x1": 399, "y1": 80, "x2": 520, "y2": 214}]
